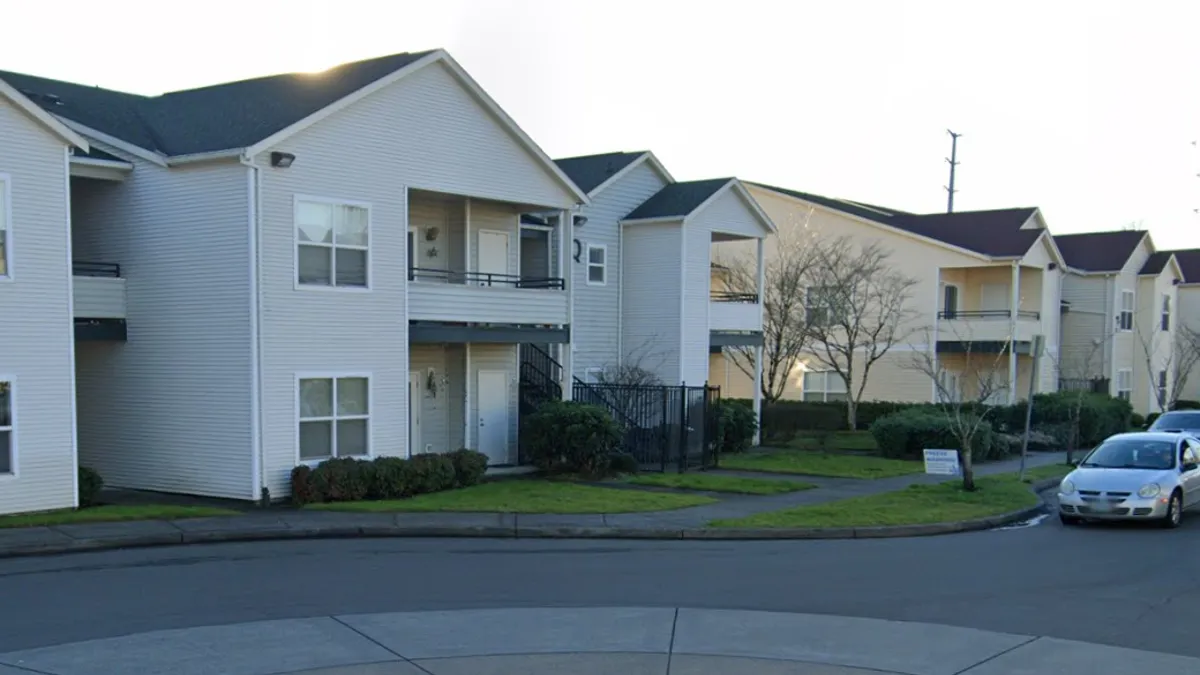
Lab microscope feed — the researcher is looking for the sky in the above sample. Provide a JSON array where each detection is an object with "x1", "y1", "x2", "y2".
[{"x1": 4, "y1": 0, "x2": 1198, "y2": 248}]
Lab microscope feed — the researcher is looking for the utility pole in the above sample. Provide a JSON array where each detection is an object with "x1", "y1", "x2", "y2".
[{"x1": 945, "y1": 130, "x2": 962, "y2": 213}]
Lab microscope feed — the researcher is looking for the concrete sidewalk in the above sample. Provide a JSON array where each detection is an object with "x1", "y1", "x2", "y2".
[
  {"x1": 0, "y1": 453, "x2": 1067, "y2": 557},
  {"x1": 0, "y1": 607, "x2": 1192, "y2": 674}
]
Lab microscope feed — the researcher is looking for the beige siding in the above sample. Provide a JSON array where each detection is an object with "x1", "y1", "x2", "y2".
[
  {"x1": 1177, "y1": 285, "x2": 1200, "y2": 402},
  {"x1": 1058, "y1": 273, "x2": 1112, "y2": 383},
  {"x1": 72, "y1": 156, "x2": 254, "y2": 499},
  {"x1": 0, "y1": 95, "x2": 77, "y2": 515},
  {"x1": 711, "y1": 349, "x2": 935, "y2": 404}
]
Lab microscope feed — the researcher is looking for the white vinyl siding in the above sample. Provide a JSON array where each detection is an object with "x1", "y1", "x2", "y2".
[
  {"x1": 803, "y1": 370, "x2": 847, "y2": 402},
  {"x1": 298, "y1": 375, "x2": 370, "y2": 461},
  {"x1": 295, "y1": 198, "x2": 370, "y2": 288},
  {"x1": 0, "y1": 174, "x2": 9, "y2": 278},
  {"x1": 621, "y1": 223, "x2": 684, "y2": 384},
  {"x1": 256, "y1": 59, "x2": 577, "y2": 497},
  {"x1": 72, "y1": 152, "x2": 254, "y2": 500},
  {"x1": 1117, "y1": 369, "x2": 1133, "y2": 401},
  {"x1": 0, "y1": 95, "x2": 77, "y2": 515},
  {"x1": 0, "y1": 380, "x2": 11, "y2": 475},
  {"x1": 571, "y1": 160, "x2": 669, "y2": 377},
  {"x1": 586, "y1": 243, "x2": 607, "y2": 285},
  {"x1": 1118, "y1": 290, "x2": 1134, "y2": 331}
]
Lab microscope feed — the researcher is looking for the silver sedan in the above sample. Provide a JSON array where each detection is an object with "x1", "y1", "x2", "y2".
[{"x1": 1058, "y1": 432, "x2": 1200, "y2": 528}]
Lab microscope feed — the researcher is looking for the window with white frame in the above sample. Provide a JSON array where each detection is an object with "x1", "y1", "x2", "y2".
[
  {"x1": 1161, "y1": 294, "x2": 1171, "y2": 331},
  {"x1": 937, "y1": 369, "x2": 962, "y2": 403},
  {"x1": 1159, "y1": 370, "x2": 1169, "y2": 407},
  {"x1": 1117, "y1": 290, "x2": 1134, "y2": 332},
  {"x1": 802, "y1": 370, "x2": 847, "y2": 402},
  {"x1": 1116, "y1": 369, "x2": 1133, "y2": 401},
  {"x1": 0, "y1": 381, "x2": 10, "y2": 474},
  {"x1": 298, "y1": 376, "x2": 370, "y2": 461},
  {"x1": 0, "y1": 176, "x2": 9, "y2": 278},
  {"x1": 296, "y1": 199, "x2": 369, "y2": 287},
  {"x1": 586, "y1": 244, "x2": 607, "y2": 285}
]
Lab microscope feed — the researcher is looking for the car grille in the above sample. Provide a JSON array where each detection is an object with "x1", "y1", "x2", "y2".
[{"x1": 1079, "y1": 490, "x2": 1132, "y2": 497}]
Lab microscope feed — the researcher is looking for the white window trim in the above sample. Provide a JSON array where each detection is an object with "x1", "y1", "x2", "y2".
[
  {"x1": 1117, "y1": 289, "x2": 1134, "y2": 332},
  {"x1": 802, "y1": 370, "x2": 848, "y2": 402},
  {"x1": 1116, "y1": 368, "x2": 1133, "y2": 401},
  {"x1": 0, "y1": 375, "x2": 14, "y2": 479},
  {"x1": 0, "y1": 173, "x2": 12, "y2": 283},
  {"x1": 1161, "y1": 293, "x2": 1171, "y2": 332},
  {"x1": 586, "y1": 243, "x2": 607, "y2": 286},
  {"x1": 293, "y1": 194, "x2": 373, "y2": 292},
  {"x1": 294, "y1": 372, "x2": 373, "y2": 466}
]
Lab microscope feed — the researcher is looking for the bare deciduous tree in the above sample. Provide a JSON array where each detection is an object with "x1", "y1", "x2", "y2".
[
  {"x1": 1046, "y1": 332, "x2": 1114, "y2": 463},
  {"x1": 803, "y1": 236, "x2": 920, "y2": 429},
  {"x1": 906, "y1": 329, "x2": 1011, "y2": 491},
  {"x1": 722, "y1": 212, "x2": 822, "y2": 403},
  {"x1": 1173, "y1": 327, "x2": 1200, "y2": 408},
  {"x1": 1136, "y1": 325, "x2": 1200, "y2": 412}
]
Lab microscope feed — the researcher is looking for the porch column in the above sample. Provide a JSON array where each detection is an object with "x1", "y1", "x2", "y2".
[
  {"x1": 752, "y1": 344, "x2": 764, "y2": 446},
  {"x1": 1009, "y1": 262, "x2": 1020, "y2": 404},
  {"x1": 753, "y1": 238, "x2": 765, "y2": 445},
  {"x1": 464, "y1": 198, "x2": 472, "y2": 275},
  {"x1": 932, "y1": 268, "x2": 942, "y2": 402},
  {"x1": 560, "y1": 208, "x2": 574, "y2": 400}
]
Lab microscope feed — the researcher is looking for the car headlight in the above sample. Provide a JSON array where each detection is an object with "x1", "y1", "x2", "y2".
[
  {"x1": 1060, "y1": 479, "x2": 1076, "y2": 495},
  {"x1": 1138, "y1": 483, "x2": 1161, "y2": 498}
]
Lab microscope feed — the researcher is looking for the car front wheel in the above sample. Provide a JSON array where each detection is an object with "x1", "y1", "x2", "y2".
[{"x1": 1161, "y1": 492, "x2": 1183, "y2": 529}]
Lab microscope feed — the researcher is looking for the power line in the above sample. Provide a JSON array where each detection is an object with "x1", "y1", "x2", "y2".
[{"x1": 945, "y1": 130, "x2": 962, "y2": 213}]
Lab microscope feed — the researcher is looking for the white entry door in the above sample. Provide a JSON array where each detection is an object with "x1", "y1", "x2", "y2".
[
  {"x1": 477, "y1": 370, "x2": 510, "y2": 465},
  {"x1": 477, "y1": 230, "x2": 509, "y2": 286},
  {"x1": 980, "y1": 284, "x2": 1011, "y2": 313},
  {"x1": 408, "y1": 372, "x2": 423, "y2": 457}
]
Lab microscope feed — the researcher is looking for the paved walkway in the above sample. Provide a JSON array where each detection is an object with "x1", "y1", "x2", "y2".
[
  {"x1": 0, "y1": 606, "x2": 1192, "y2": 674},
  {"x1": 0, "y1": 453, "x2": 1067, "y2": 557}
]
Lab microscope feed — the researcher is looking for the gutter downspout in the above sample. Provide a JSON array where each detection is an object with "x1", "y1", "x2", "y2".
[{"x1": 239, "y1": 153, "x2": 266, "y2": 503}]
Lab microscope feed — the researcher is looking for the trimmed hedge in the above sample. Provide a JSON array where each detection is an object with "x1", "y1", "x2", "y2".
[
  {"x1": 523, "y1": 400, "x2": 625, "y2": 477},
  {"x1": 292, "y1": 449, "x2": 490, "y2": 505},
  {"x1": 78, "y1": 466, "x2": 104, "y2": 507},
  {"x1": 870, "y1": 408, "x2": 1001, "y2": 462}
]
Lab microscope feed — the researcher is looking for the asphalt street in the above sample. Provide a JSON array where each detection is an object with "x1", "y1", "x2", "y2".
[{"x1": 3, "y1": 513, "x2": 1199, "y2": 659}]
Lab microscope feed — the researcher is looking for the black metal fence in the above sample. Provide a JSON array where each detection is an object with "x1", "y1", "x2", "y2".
[
  {"x1": 408, "y1": 267, "x2": 563, "y2": 289},
  {"x1": 572, "y1": 381, "x2": 721, "y2": 472}
]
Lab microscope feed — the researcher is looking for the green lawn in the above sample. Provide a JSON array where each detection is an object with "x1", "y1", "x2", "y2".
[
  {"x1": 720, "y1": 450, "x2": 922, "y2": 479},
  {"x1": 711, "y1": 473, "x2": 1039, "y2": 529},
  {"x1": 306, "y1": 480, "x2": 717, "y2": 514},
  {"x1": 0, "y1": 505, "x2": 240, "y2": 529},
  {"x1": 625, "y1": 473, "x2": 817, "y2": 495},
  {"x1": 786, "y1": 430, "x2": 878, "y2": 452},
  {"x1": 1020, "y1": 463, "x2": 1074, "y2": 483}
]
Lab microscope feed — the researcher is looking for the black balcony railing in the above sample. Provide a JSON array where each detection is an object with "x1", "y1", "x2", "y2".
[
  {"x1": 711, "y1": 291, "x2": 759, "y2": 303},
  {"x1": 938, "y1": 309, "x2": 1040, "y2": 321},
  {"x1": 72, "y1": 261, "x2": 121, "y2": 278},
  {"x1": 408, "y1": 267, "x2": 563, "y2": 289}
]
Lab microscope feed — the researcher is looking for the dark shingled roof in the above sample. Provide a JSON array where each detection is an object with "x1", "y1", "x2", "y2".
[
  {"x1": 1139, "y1": 251, "x2": 1174, "y2": 276},
  {"x1": 751, "y1": 183, "x2": 1041, "y2": 258},
  {"x1": 0, "y1": 51, "x2": 436, "y2": 156},
  {"x1": 553, "y1": 152, "x2": 646, "y2": 194},
  {"x1": 1052, "y1": 230, "x2": 1147, "y2": 272},
  {"x1": 624, "y1": 178, "x2": 734, "y2": 220},
  {"x1": 1163, "y1": 249, "x2": 1200, "y2": 283}
]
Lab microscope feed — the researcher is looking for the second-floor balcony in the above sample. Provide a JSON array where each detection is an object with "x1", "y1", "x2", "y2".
[
  {"x1": 72, "y1": 261, "x2": 126, "y2": 321},
  {"x1": 936, "y1": 309, "x2": 1041, "y2": 345},
  {"x1": 407, "y1": 267, "x2": 568, "y2": 325},
  {"x1": 710, "y1": 291, "x2": 762, "y2": 333}
]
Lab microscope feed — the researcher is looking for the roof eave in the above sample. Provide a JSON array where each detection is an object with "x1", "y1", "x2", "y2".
[
  {"x1": 0, "y1": 77, "x2": 89, "y2": 151},
  {"x1": 620, "y1": 216, "x2": 684, "y2": 226}
]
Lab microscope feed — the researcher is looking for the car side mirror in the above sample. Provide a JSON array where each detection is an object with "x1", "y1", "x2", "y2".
[{"x1": 1183, "y1": 463, "x2": 1198, "y2": 473}]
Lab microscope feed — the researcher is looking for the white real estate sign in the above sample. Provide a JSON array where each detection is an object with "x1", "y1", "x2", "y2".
[{"x1": 923, "y1": 449, "x2": 961, "y2": 476}]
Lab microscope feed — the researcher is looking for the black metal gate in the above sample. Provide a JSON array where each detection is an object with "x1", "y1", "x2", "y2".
[{"x1": 571, "y1": 381, "x2": 720, "y2": 472}]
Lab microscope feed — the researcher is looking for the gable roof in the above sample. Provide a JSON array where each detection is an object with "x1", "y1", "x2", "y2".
[
  {"x1": 1163, "y1": 249, "x2": 1200, "y2": 284},
  {"x1": 0, "y1": 52, "x2": 434, "y2": 156},
  {"x1": 0, "y1": 76, "x2": 88, "y2": 150},
  {"x1": 624, "y1": 178, "x2": 734, "y2": 221},
  {"x1": 1140, "y1": 251, "x2": 1174, "y2": 276},
  {"x1": 1052, "y1": 230, "x2": 1148, "y2": 273},
  {"x1": 750, "y1": 182, "x2": 1043, "y2": 259},
  {"x1": 554, "y1": 152, "x2": 646, "y2": 194}
]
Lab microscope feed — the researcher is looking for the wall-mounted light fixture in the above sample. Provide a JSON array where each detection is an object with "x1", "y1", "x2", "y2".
[
  {"x1": 573, "y1": 215, "x2": 588, "y2": 227},
  {"x1": 1047, "y1": 262, "x2": 1058, "y2": 271},
  {"x1": 270, "y1": 151, "x2": 296, "y2": 168}
]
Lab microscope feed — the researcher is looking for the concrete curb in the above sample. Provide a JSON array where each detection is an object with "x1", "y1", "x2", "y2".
[{"x1": 0, "y1": 477, "x2": 1062, "y2": 559}]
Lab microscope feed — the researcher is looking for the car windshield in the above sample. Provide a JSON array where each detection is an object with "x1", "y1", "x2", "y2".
[
  {"x1": 1080, "y1": 438, "x2": 1177, "y2": 470},
  {"x1": 1148, "y1": 412, "x2": 1200, "y2": 431}
]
